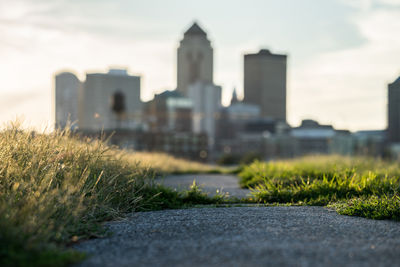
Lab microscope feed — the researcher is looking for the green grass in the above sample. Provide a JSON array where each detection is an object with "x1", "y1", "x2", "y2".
[
  {"x1": 239, "y1": 155, "x2": 400, "y2": 188},
  {"x1": 133, "y1": 180, "x2": 227, "y2": 211},
  {"x1": 239, "y1": 155, "x2": 400, "y2": 219},
  {"x1": 0, "y1": 122, "x2": 226, "y2": 267},
  {"x1": 328, "y1": 195, "x2": 400, "y2": 221}
]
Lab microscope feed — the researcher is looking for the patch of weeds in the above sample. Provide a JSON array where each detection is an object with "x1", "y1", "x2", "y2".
[
  {"x1": 135, "y1": 180, "x2": 229, "y2": 212},
  {"x1": 329, "y1": 195, "x2": 400, "y2": 221},
  {"x1": 239, "y1": 155, "x2": 400, "y2": 220},
  {"x1": 183, "y1": 180, "x2": 226, "y2": 205}
]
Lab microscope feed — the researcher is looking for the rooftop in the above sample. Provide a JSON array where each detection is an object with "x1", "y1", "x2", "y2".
[
  {"x1": 108, "y1": 69, "x2": 128, "y2": 76},
  {"x1": 245, "y1": 49, "x2": 287, "y2": 58},
  {"x1": 184, "y1": 22, "x2": 207, "y2": 37},
  {"x1": 156, "y1": 90, "x2": 184, "y2": 99}
]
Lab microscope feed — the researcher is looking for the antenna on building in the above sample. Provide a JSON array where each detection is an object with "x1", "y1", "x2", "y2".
[{"x1": 231, "y1": 87, "x2": 239, "y2": 105}]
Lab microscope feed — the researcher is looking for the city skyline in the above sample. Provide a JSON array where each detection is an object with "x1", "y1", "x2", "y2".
[{"x1": 1, "y1": 0, "x2": 400, "y2": 131}]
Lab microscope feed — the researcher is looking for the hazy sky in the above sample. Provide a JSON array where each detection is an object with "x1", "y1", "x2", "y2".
[{"x1": 1, "y1": 0, "x2": 399, "y2": 131}]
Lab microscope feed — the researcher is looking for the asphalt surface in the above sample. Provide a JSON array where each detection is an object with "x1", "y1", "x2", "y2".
[
  {"x1": 157, "y1": 174, "x2": 251, "y2": 198},
  {"x1": 74, "y1": 175, "x2": 400, "y2": 267},
  {"x1": 75, "y1": 206, "x2": 400, "y2": 267}
]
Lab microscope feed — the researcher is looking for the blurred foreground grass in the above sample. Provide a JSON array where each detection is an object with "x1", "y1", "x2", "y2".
[
  {"x1": 125, "y1": 151, "x2": 225, "y2": 175},
  {"x1": 0, "y1": 122, "x2": 224, "y2": 267},
  {"x1": 239, "y1": 155, "x2": 400, "y2": 220}
]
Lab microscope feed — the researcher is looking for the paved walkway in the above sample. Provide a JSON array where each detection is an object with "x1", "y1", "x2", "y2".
[
  {"x1": 74, "y1": 175, "x2": 400, "y2": 266},
  {"x1": 157, "y1": 174, "x2": 251, "y2": 199},
  {"x1": 75, "y1": 206, "x2": 400, "y2": 267}
]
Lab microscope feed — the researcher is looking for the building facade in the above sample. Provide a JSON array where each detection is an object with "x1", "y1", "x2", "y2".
[
  {"x1": 188, "y1": 81, "x2": 221, "y2": 150},
  {"x1": 291, "y1": 119, "x2": 336, "y2": 155},
  {"x1": 388, "y1": 76, "x2": 400, "y2": 143},
  {"x1": 54, "y1": 72, "x2": 81, "y2": 129},
  {"x1": 144, "y1": 90, "x2": 192, "y2": 133},
  {"x1": 81, "y1": 130, "x2": 209, "y2": 161},
  {"x1": 244, "y1": 49, "x2": 287, "y2": 121},
  {"x1": 353, "y1": 130, "x2": 385, "y2": 157},
  {"x1": 177, "y1": 22, "x2": 213, "y2": 96},
  {"x1": 217, "y1": 102, "x2": 260, "y2": 140},
  {"x1": 79, "y1": 69, "x2": 142, "y2": 131}
]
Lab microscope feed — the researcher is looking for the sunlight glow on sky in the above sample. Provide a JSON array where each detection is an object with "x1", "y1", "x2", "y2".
[{"x1": 1, "y1": 0, "x2": 400, "y2": 131}]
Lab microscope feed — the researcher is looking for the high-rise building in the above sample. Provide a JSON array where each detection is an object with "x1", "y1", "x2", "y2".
[
  {"x1": 79, "y1": 69, "x2": 142, "y2": 131},
  {"x1": 388, "y1": 76, "x2": 400, "y2": 143},
  {"x1": 244, "y1": 49, "x2": 287, "y2": 121},
  {"x1": 188, "y1": 81, "x2": 221, "y2": 150},
  {"x1": 177, "y1": 22, "x2": 213, "y2": 96},
  {"x1": 54, "y1": 72, "x2": 81, "y2": 129}
]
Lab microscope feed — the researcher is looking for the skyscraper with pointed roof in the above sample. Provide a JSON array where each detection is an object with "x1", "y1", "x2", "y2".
[{"x1": 177, "y1": 22, "x2": 213, "y2": 96}]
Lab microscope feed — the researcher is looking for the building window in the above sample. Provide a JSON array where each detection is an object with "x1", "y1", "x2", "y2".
[{"x1": 112, "y1": 91, "x2": 126, "y2": 115}]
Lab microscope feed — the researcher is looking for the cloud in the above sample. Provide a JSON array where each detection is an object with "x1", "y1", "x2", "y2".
[
  {"x1": 0, "y1": 1, "x2": 178, "y2": 130},
  {"x1": 0, "y1": 0, "x2": 175, "y2": 42},
  {"x1": 377, "y1": 0, "x2": 400, "y2": 6},
  {"x1": 289, "y1": 6, "x2": 400, "y2": 130},
  {"x1": 341, "y1": 0, "x2": 400, "y2": 9}
]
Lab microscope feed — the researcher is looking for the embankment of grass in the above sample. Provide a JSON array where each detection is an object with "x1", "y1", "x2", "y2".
[
  {"x1": 239, "y1": 155, "x2": 400, "y2": 220},
  {"x1": 0, "y1": 123, "x2": 225, "y2": 267},
  {"x1": 239, "y1": 155, "x2": 400, "y2": 188}
]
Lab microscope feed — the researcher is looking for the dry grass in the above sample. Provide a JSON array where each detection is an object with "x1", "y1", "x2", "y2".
[
  {"x1": 127, "y1": 151, "x2": 224, "y2": 174},
  {"x1": 0, "y1": 121, "x2": 228, "y2": 266},
  {"x1": 0, "y1": 122, "x2": 156, "y2": 266}
]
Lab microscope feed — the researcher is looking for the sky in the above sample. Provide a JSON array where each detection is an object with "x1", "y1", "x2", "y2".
[{"x1": 0, "y1": 0, "x2": 399, "y2": 131}]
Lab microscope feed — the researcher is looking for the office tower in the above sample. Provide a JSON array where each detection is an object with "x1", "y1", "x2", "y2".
[
  {"x1": 54, "y1": 72, "x2": 81, "y2": 129},
  {"x1": 388, "y1": 76, "x2": 400, "y2": 143},
  {"x1": 244, "y1": 49, "x2": 287, "y2": 121},
  {"x1": 177, "y1": 22, "x2": 213, "y2": 96},
  {"x1": 188, "y1": 81, "x2": 221, "y2": 150},
  {"x1": 79, "y1": 69, "x2": 142, "y2": 131}
]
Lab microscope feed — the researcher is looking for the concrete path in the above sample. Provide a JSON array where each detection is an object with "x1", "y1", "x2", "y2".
[
  {"x1": 75, "y1": 206, "x2": 400, "y2": 267},
  {"x1": 157, "y1": 174, "x2": 251, "y2": 199}
]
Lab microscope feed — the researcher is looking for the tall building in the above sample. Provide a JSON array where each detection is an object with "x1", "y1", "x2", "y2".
[
  {"x1": 244, "y1": 49, "x2": 287, "y2": 121},
  {"x1": 79, "y1": 69, "x2": 142, "y2": 131},
  {"x1": 188, "y1": 81, "x2": 221, "y2": 150},
  {"x1": 177, "y1": 22, "x2": 213, "y2": 96},
  {"x1": 388, "y1": 76, "x2": 400, "y2": 143},
  {"x1": 54, "y1": 72, "x2": 81, "y2": 129}
]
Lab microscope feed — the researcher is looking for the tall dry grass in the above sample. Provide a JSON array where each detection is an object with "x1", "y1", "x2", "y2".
[
  {"x1": 0, "y1": 122, "x2": 227, "y2": 266},
  {"x1": 125, "y1": 151, "x2": 222, "y2": 174},
  {"x1": 0, "y1": 123, "x2": 155, "y2": 265}
]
